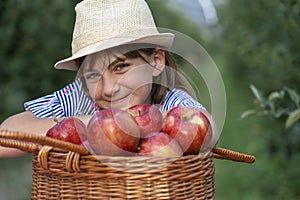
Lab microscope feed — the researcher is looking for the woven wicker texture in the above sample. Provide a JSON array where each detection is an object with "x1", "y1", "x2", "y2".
[
  {"x1": 0, "y1": 130, "x2": 255, "y2": 199},
  {"x1": 31, "y1": 150, "x2": 214, "y2": 199}
]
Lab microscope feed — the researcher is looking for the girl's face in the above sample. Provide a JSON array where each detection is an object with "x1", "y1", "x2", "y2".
[{"x1": 81, "y1": 49, "x2": 164, "y2": 110}]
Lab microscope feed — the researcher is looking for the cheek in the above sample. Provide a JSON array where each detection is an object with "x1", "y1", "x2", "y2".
[{"x1": 86, "y1": 83, "x2": 100, "y2": 100}]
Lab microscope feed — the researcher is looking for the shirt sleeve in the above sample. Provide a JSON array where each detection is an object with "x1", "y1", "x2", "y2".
[
  {"x1": 160, "y1": 89, "x2": 206, "y2": 111},
  {"x1": 24, "y1": 79, "x2": 95, "y2": 118}
]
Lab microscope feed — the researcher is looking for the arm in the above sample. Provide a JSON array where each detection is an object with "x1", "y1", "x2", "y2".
[
  {"x1": 0, "y1": 111, "x2": 57, "y2": 157},
  {"x1": 0, "y1": 111, "x2": 92, "y2": 158},
  {"x1": 0, "y1": 80, "x2": 94, "y2": 158}
]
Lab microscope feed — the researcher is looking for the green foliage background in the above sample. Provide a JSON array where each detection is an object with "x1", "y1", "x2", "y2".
[
  {"x1": 1, "y1": 0, "x2": 300, "y2": 199},
  {"x1": 217, "y1": 0, "x2": 300, "y2": 199},
  {"x1": 220, "y1": 0, "x2": 300, "y2": 91},
  {"x1": 0, "y1": 0, "x2": 79, "y2": 122}
]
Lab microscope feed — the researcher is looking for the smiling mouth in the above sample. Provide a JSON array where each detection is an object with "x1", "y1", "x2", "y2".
[{"x1": 108, "y1": 94, "x2": 130, "y2": 104}]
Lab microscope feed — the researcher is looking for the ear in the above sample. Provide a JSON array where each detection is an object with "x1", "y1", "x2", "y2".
[{"x1": 152, "y1": 48, "x2": 166, "y2": 77}]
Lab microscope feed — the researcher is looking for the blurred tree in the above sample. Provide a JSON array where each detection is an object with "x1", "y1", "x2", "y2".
[
  {"x1": 148, "y1": 0, "x2": 206, "y2": 44},
  {"x1": 0, "y1": 0, "x2": 81, "y2": 121},
  {"x1": 220, "y1": 0, "x2": 300, "y2": 91},
  {"x1": 219, "y1": 0, "x2": 300, "y2": 198}
]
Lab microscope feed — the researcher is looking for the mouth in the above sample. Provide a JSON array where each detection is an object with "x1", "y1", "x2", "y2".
[
  {"x1": 107, "y1": 93, "x2": 131, "y2": 104},
  {"x1": 95, "y1": 95, "x2": 130, "y2": 110}
]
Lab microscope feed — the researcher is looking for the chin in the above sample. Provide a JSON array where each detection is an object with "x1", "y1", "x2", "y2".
[
  {"x1": 96, "y1": 103, "x2": 128, "y2": 111},
  {"x1": 96, "y1": 96, "x2": 148, "y2": 111}
]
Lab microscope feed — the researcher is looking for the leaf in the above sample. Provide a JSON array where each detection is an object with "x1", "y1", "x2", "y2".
[
  {"x1": 250, "y1": 84, "x2": 264, "y2": 103},
  {"x1": 268, "y1": 91, "x2": 283, "y2": 102},
  {"x1": 285, "y1": 108, "x2": 300, "y2": 129},
  {"x1": 274, "y1": 108, "x2": 287, "y2": 118},
  {"x1": 285, "y1": 87, "x2": 300, "y2": 107},
  {"x1": 240, "y1": 109, "x2": 257, "y2": 119}
]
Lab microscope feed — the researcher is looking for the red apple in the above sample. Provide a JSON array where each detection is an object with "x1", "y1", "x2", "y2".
[
  {"x1": 46, "y1": 117, "x2": 87, "y2": 145},
  {"x1": 161, "y1": 106, "x2": 211, "y2": 155},
  {"x1": 138, "y1": 132, "x2": 183, "y2": 157},
  {"x1": 87, "y1": 108, "x2": 140, "y2": 156},
  {"x1": 126, "y1": 104, "x2": 163, "y2": 138}
]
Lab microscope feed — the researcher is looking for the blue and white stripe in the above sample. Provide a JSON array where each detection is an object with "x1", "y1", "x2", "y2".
[
  {"x1": 160, "y1": 89, "x2": 206, "y2": 111},
  {"x1": 24, "y1": 79, "x2": 94, "y2": 118},
  {"x1": 24, "y1": 80, "x2": 205, "y2": 118}
]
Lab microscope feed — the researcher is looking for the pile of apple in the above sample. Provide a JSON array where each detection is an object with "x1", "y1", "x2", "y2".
[{"x1": 46, "y1": 104, "x2": 212, "y2": 157}]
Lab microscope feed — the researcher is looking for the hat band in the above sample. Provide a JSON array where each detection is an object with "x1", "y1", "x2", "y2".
[{"x1": 72, "y1": 26, "x2": 159, "y2": 55}]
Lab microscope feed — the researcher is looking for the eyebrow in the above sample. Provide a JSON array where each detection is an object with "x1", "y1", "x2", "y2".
[{"x1": 107, "y1": 56, "x2": 126, "y2": 70}]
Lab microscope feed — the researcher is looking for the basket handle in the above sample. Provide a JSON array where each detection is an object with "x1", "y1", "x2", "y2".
[
  {"x1": 212, "y1": 147, "x2": 255, "y2": 163},
  {"x1": 0, "y1": 130, "x2": 89, "y2": 155},
  {"x1": 0, "y1": 130, "x2": 255, "y2": 163}
]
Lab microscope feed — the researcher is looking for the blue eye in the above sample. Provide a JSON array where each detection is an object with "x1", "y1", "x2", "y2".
[{"x1": 84, "y1": 72, "x2": 102, "y2": 81}]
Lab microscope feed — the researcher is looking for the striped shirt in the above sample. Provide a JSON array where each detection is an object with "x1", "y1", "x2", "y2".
[{"x1": 24, "y1": 79, "x2": 205, "y2": 118}]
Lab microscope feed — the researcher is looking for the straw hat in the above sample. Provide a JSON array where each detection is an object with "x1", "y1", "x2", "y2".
[{"x1": 54, "y1": 0, "x2": 175, "y2": 71}]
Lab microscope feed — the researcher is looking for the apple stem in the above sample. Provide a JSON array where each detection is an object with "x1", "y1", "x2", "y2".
[
  {"x1": 138, "y1": 109, "x2": 142, "y2": 116},
  {"x1": 52, "y1": 113, "x2": 59, "y2": 124}
]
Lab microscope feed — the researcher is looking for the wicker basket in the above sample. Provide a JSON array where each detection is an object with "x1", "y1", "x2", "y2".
[{"x1": 0, "y1": 130, "x2": 255, "y2": 200}]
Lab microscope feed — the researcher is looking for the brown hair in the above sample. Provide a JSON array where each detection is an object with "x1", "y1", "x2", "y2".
[{"x1": 76, "y1": 44, "x2": 192, "y2": 105}]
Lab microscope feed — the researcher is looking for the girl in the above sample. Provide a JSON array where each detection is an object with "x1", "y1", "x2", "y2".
[{"x1": 0, "y1": 0, "x2": 216, "y2": 157}]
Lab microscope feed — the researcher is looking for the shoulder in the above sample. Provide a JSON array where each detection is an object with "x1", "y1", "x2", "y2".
[
  {"x1": 24, "y1": 79, "x2": 94, "y2": 118},
  {"x1": 160, "y1": 88, "x2": 206, "y2": 111}
]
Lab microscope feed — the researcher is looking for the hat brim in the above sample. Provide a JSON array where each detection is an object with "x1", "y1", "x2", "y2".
[{"x1": 54, "y1": 33, "x2": 174, "y2": 71}]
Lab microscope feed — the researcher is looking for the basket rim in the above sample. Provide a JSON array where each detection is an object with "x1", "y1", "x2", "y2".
[{"x1": 0, "y1": 130, "x2": 255, "y2": 163}]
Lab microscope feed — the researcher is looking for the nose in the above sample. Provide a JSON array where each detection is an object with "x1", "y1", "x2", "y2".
[{"x1": 97, "y1": 70, "x2": 120, "y2": 99}]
